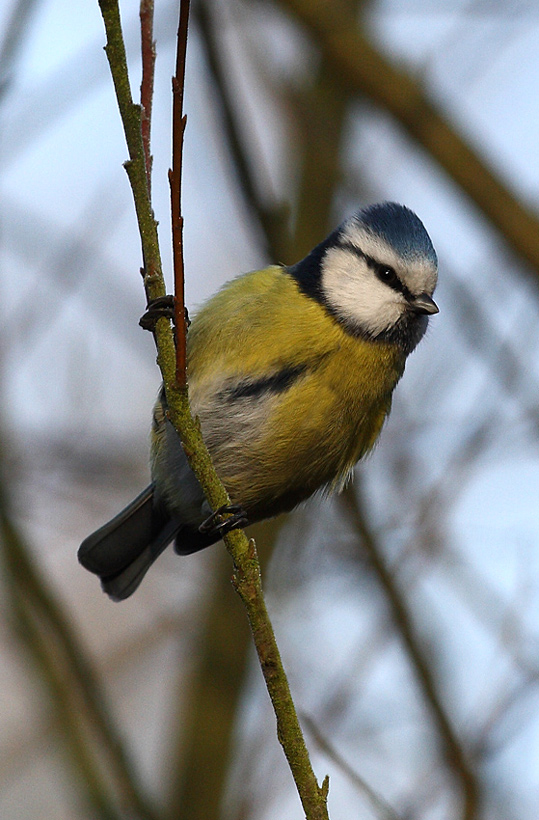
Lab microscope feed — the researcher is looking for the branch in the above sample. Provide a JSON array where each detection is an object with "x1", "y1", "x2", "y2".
[
  {"x1": 230, "y1": 533, "x2": 330, "y2": 818},
  {"x1": 280, "y1": 0, "x2": 539, "y2": 279},
  {"x1": 97, "y1": 2, "x2": 329, "y2": 816},
  {"x1": 164, "y1": 520, "x2": 282, "y2": 820},
  {"x1": 164, "y1": 549, "x2": 251, "y2": 820}
]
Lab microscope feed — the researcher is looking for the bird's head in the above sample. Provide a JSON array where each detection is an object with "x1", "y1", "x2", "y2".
[{"x1": 289, "y1": 202, "x2": 438, "y2": 355}]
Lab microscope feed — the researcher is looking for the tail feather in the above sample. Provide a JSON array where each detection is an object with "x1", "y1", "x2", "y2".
[
  {"x1": 100, "y1": 519, "x2": 181, "y2": 601},
  {"x1": 78, "y1": 485, "x2": 181, "y2": 601},
  {"x1": 101, "y1": 521, "x2": 221, "y2": 601},
  {"x1": 78, "y1": 484, "x2": 227, "y2": 601}
]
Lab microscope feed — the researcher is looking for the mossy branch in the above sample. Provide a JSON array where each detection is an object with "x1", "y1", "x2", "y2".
[{"x1": 97, "y1": 1, "x2": 329, "y2": 816}]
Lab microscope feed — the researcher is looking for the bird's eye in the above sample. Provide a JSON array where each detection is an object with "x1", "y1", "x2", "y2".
[{"x1": 376, "y1": 265, "x2": 400, "y2": 290}]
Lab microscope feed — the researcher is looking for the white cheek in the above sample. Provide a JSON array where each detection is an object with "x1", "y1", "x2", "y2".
[{"x1": 321, "y1": 247, "x2": 405, "y2": 335}]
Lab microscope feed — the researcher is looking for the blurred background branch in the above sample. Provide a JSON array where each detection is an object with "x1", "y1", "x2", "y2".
[
  {"x1": 281, "y1": 0, "x2": 539, "y2": 279},
  {"x1": 0, "y1": 465, "x2": 160, "y2": 819},
  {"x1": 340, "y1": 482, "x2": 480, "y2": 820}
]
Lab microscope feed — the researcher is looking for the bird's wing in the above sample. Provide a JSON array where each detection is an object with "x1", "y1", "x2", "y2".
[{"x1": 186, "y1": 265, "x2": 340, "y2": 395}]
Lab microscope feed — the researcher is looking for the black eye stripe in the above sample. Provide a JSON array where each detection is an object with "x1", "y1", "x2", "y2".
[{"x1": 335, "y1": 241, "x2": 413, "y2": 300}]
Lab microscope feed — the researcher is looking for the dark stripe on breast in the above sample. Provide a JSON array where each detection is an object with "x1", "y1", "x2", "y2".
[{"x1": 225, "y1": 363, "x2": 308, "y2": 402}]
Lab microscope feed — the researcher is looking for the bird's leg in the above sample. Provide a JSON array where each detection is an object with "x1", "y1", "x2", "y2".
[
  {"x1": 199, "y1": 504, "x2": 249, "y2": 538},
  {"x1": 139, "y1": 295, "x2": 190, "y2": 332}
]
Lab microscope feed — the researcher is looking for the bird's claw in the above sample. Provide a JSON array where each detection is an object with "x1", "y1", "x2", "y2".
[
  {"x1": 139, "y1": 296, "x2": 190, "y2": 332},
  {"x1": 199, "y1": 504, "x2": 249, "y2": 538}
]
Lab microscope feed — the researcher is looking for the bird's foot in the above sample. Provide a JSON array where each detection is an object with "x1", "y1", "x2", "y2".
[
  {"x1": 139, "y1": 296, "x2": 190, "y2": 332},
  {"x1": 199, "y1": 504, "x2": 249, "y2": 538}
]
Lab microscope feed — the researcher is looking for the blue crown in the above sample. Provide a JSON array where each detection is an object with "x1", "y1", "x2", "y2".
[{"x1": 357, "y1": 202, "x2": 437, "y2": 267}]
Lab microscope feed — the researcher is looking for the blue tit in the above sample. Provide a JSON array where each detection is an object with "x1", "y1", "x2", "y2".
[{"x1": 79, "y1": 202, "x2": 438, "y2": 600}]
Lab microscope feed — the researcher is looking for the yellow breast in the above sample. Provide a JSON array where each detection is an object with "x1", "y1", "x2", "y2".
[{"x1": 185, "y1": 266, "x2": 405, "y2": 518}]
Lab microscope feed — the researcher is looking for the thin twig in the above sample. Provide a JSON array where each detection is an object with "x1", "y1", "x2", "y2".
[
  {"x1": 228, "y1": 532, "x2": 330, "y2": 819},
  {"x1": 163, "y1": 549, "x2": 251, "y2": 820},
  {"x1": 98, "y1": 0, "x2": 175, "y2": 397},
  {"x1": 139, "y1": 0, "x2": 156, "y2": 198},
  {"x1": 169, "y1": 0, "x2": 189, "y2": 387}
]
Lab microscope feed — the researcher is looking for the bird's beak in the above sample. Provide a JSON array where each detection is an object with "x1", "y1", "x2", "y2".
[{"x1": 409, "y1": 292, "x2": 439, "y2": 315}]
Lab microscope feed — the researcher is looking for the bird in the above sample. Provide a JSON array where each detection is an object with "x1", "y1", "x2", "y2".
[{"x1": 78, "y1": 202, "x2": 438, "y2": 601}]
